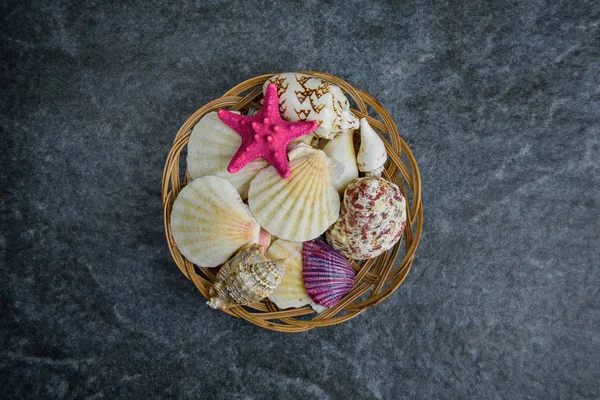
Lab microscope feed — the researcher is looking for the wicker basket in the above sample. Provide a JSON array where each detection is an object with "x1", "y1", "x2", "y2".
[{"x1": 162, "y1": 72, "x2": 423, "y2": 332}]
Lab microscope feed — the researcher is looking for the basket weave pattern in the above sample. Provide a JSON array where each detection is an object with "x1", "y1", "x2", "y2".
[{"x1": 162, "y1": 72, "x2": 423, "y2": 332}]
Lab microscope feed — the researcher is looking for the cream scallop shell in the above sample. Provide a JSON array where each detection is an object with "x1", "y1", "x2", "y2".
[
  {"x1": 187, "y1": 112, "x2": 269, "y2": 199},
  {"x1": 248, "y1": 146, "x2": 342, "y2": 242},
  {"x1": 170, "y1": 176, "x2": 261, "y2": 268},
  {"x1": 267, "y1": 240, "x2": 327, "y2": 312}
]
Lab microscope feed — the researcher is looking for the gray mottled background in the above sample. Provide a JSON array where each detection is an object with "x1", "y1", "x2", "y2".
[{"x1": 1, "y1": 0, "x2": 599, "y2": 398}]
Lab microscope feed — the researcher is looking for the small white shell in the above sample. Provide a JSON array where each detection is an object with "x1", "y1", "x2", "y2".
[
  {"x1": 322, "y1": 130, "x2": 359, "y2": 195},
  {"x1": 207, "y1": 243, "x2": 286, "y2": 310},
  {"x1": 248, "y1": 146, "x2": 341, "y2": 242},
  {"x1": 267, "y1": 240, "x2": 326, "y2": 312},
  {"x1": 357, "y1": 118, "x2": 388, "y2": 176},
  {"x1": 187, "y1": 112, "x2": 269, "y2": 199},
  {"x1": 264, "y1": 73, "x2": 359, "y2": 139},
  {"x1": 170, "y1": 176, "x2": 260, "y2": 267}
]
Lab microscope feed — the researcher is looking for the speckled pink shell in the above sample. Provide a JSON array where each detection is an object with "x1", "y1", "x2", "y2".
[
  {"x1": 326, "y1": 177, "x2": 407, "y2": 260},
  {"x1": 302, "y1": 239, "x2": 355, "y2": 308}
]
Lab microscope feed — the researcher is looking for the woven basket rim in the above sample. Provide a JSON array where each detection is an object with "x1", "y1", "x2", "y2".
[{"x1": 162, "y1": 72, "x2": 423, "y2": 332}]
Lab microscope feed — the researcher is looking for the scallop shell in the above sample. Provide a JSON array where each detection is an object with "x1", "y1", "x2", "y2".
[
  {"x1": 267, "y1": 240, "x2": 327, "y2": 312},
  {"x1": 187, "y1": 112, "x2": 269, "y2": 199},
  {"x1": 170, "y1": 176, "x2": 260, "y2": 267},
  {"x1": 326, "y1": 177, "x2": 407, "y2": 260},
  {"x1": 264, "y1": 72, "x2": 359, "y2": 140},
  {"x1": 357, "y1": 118, "x2": 388, "y2": 176},
  {"x1": 302, "y1": 239, "x2": 355, "y2": 308},
  {"x1": 322, "y1": 130, "x2": 359, "y2": 195},
  {"x1": 207, "y1": 243, "x2": 286, "y2": 310},
  {"x1": 248, "y1": 146, "x2": 342, "y2": 242}
]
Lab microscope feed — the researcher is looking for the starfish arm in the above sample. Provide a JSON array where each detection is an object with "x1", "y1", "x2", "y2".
[
  {"x1": 217, "y1": 109, "x2": 250, "y2": 138},
  {"x1": 283, "y1": 120, "x2": 319, "y2": 143},
  {"x1": 228, "y1": 145, "x2": 259, "y2": 174},
  {"x1": 261, "y1": 84, "x2": 281, "y2": 117},
  {"x1": 268, "y1": 151, "x2": 291, "y2": 179}
]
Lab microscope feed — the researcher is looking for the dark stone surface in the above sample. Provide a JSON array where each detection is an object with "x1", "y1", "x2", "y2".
[{"x1": 1, "y1": 0, "x2": 599, "y2": 398}]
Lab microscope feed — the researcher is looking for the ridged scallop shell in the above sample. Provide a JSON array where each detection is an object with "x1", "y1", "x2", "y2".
[
  {"x1": 302, "y1": 239, "x2": 355, "y2": 308},
  {"x1": 326, "y1": 177, "x2": 407, "y2": 260},
  {"x1": 357, "y1": 118, "x2": 387, "y2": 176},
  {"x1": 170, "y1": 176, "x2": 260, "y2": 267},
  {"x1": 267, "y1": 240, "x2": 327, "y2": 312},
  {"x1": 207, "y1": 244, "x2": 286, "y2": 310},
  {"x1": 187, "y1": 112, "x2": 269, "y2": 199},
  {"x1": 322, "y1": 130, "x2": 359, "y2": 195},
  {"x1": 264, "y1": 72, "x2": 359, "y2": 140},
  {"x1": 248, "y1": 146, "x2": 342, "y2": 242}
]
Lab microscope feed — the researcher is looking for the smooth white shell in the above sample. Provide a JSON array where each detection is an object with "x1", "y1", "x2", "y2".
[
  {"x1": 322, "y1": 130, "x2": 359, "y2": 195},
  {"x1": 357, "y1": 118, "x2": 388, "y2": 176},
  {"x1": 248, "y1": 146, "x2": 341, "y2": 242},
  {"x1": 187, "y1": 112, "x2": 269, "y2": 199},
  {"x1": 267, "y1": 240, "x2": 326, "y2": 312},
  {"x1": 170, "y1": 176, "x2": 260, "y2": 267},
  {"x1": 263, "y1": 72, "x2": 359, "y2": 139}
]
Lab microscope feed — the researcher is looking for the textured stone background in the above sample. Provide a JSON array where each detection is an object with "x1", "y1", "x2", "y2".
[{"x1": 1, "y1": 0, "x2": 599, "y2": 398}]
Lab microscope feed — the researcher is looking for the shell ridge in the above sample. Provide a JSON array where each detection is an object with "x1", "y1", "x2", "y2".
[
  {"x1": 272, "y1": 158, "x2": 317, "y2": 236},
  {"x1": 252, "y1": 154, "x2": 317, "y2": 238},
  {"x1": 302, "y1": 239, "x2": 355, "y2": 309},
  {"x1": 248, "y1": 148, "x2": 341, "y2": 242},
  {"x1": 280, "y1": 153, "x2": 326, "y2": 238},
  {"x1": 249, "y1": 169, "x2": 289, "y2": 210},
  {"x1": 249, "y1": 161, "x2": 308, "y2": 217},
  {"x1": 171, "y1": 177, "x2": 260, "y2": 267}
]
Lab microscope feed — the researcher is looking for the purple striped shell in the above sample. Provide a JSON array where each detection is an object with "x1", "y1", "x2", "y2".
[{"x1": 302, "y1": 239, "x2": 356, "y2": 308}]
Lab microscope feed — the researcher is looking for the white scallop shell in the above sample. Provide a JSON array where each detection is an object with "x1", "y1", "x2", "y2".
[
  {"x1": 322, "y1": 130, "x2": 359, "y2": 195},
  {"x1": 263, "y1": 73, "x2": 359, "y2": 140},
  {"x1": 187, "y1": 112, "x2": 269, "y2": 199},
  {"x1": 248, "y1": 146, "x2": 341, "y2": 242},
  {"x1": 267, "y1": 240, "x2": 326, "y2": 312},
  {"x1": 170, "y1": 176, "x2": 260, "y2": 267},
  {"x1": 357, "y1": 118, "x2": 388, "y2": 176}
]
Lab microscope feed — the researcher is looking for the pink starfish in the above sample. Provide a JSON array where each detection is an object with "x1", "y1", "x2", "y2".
[{"x1": 217, "y1": 83, "x2": 318, "y2": 179}]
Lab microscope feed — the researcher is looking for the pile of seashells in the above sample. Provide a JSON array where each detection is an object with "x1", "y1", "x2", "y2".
[{"x1": 171, "y1": 72, "x2": 407, "y2": 313}]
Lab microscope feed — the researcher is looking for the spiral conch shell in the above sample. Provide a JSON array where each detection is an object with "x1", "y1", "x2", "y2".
[
  {"x1": 326, "y1": 177, "x2": 407, "y2": 260},
  {"x1": 208, "y1": 244, "x2": 286, "y2": 310},
  {"x1": 357, "y1": 118, "x2": 388, "y2": 177},
  {"x1": 248, "y1": 145, "x2": 343, "y2": 242},
  {"x1": 187, "y1": 112, "x2": 269, "y2": 199},
  {"x1": 170, "y1": 176, "x2": 260, "y2": 267},
  {"x1": 263, "y1": 72, "x2": 359, "y2": 140},
  {"x1": 267, "y1": 240, "x2": 326, "y2": 313}
]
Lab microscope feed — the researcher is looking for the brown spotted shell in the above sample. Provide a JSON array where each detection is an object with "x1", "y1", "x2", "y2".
[
  {"x1": 326, "y1": 177, "x2": 407, "y2": 260},
  {"x1": 207, "y1": 244, "x2": 286, "y2": 310}
]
